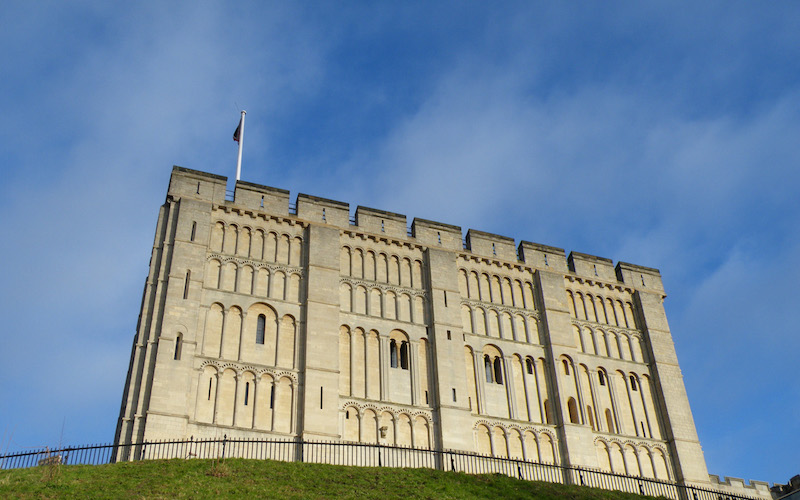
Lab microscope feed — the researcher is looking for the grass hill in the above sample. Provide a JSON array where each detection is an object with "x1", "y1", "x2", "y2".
[{"x1": 0, "y1": 457, "x2": 661, "y2": 500}]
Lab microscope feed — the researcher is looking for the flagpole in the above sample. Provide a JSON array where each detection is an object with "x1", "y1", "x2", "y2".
[{"x1": 235, "y1": 110, "x2": 246, "y2": 181}]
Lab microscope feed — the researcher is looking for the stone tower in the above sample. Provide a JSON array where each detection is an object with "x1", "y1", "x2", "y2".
[{"x1": 115, "y1": 166, "x2": 711, "y2": 485}]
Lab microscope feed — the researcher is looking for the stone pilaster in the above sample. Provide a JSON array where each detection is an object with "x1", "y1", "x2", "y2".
[{"x1": 636, "y1": 290, "x2": 710, "y2": 484}]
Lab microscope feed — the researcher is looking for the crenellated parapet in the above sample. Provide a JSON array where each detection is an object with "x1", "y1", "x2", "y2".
[
  {"x1": 708, "y1": 475, "x2": 775, "y2": 500},
  {"x1": 166, "y1": 167, "x2": 662, "y2": 284}
]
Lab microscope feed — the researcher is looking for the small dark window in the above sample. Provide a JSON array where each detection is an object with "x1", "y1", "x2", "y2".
[
  {"x1": 492, "y1": 243, "x2": 496, "y2": 256},
  {"x1": 190, "y1": 222, "x2": 196, "y2": 242},
  {"x1": 443, "y1": 291, "x2": 447, "y2": 307},
  {"x1": 196, "y1": 182, "x2": 200, "y2": 194},
  {"x1": 563, "y1": 359, "x2": 570, "y2": 375},
  {"x1": 346, "y1": 409, "x2": 350, "y2": 419},
  {"x1": 447, "y1": 330, "x2": 451, "y2": 340},
  {"x1": 320, "y1": 387, "x2": 323, "y2": 409},
  {"x1": 484, "y1": 355, "x2": 494, "y2": 383},
  {"x1": 390, "y1": 339, "x2": 398, "y2": 368},
  {"x1": 437, "y1": 231, "x2": 441, "y2": 244},
  {"x1": 244, "y1": 382, "x2": 250, "y2": 405},
  {"x1": 270, "y1": 385, "x2": 275, "y2": 409},
  {"x1": 544, "y1": 253, "x2": 548, "y2": 266},
  {"x1": 630, "y1": 375, "x2": 638, "y2": 391},
  {"x1": 598, "y1": 371, "x2": 606, "y2": 386},
  {"x1": 526, "y1": 358, "x2": 534, "y2": 375},
  {"x1": 183, "y1": 271, "x2": 191, "y2": 299},
  {"x1": 174, "y1": 334, "x2": 183, "y2": 360},
  {"x1": 452, "y1": 388, "x2": 457, "y2": 402},
  {"x1": 322, "y1": 208, "x2": 327, "y2": 222},
  {"x1": 594, "y1": 264, "x2": 598, "y2": 276},
  {"x1": 256, "y1": 314, "x2": 266, "y2": 344},
  {"x1": 425, "y1": 390, "x2": 429, "y2": 404},
  {"x1": 400, "y1": 341, "x2": 409, "y2": 370},
  {"x1": 260, "y1": 195, "x2": 264, "y2": 208},
  {"x1": 207, "y1": 378, "x2": 212, "y2": 400},
  {"x1": 493, "y1": 357, "x2": 503, "y2": 384},
  {"x1": 381, "y1": 220, "x2": 385, "y2": 232}
]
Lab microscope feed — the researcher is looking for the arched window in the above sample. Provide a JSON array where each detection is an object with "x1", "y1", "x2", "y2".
[
  {"x1": 484, "y1": 355, "x2": 494, "y2": 383},
  {"x1": 567, "y1": 397, "x2": 579, "y2": 424},
  {"x1": 390, "y1": 339, "x2": 398, "y2": 368},
  {"x1": 526, "y1": 358, "x2": 534, "y2": 375},
  {"x1": 399, "y1": 341, "x2": 409, "y2": 370},
  {"x1": 562, "y1": 359, "x2": 570, "y2": 375},
  {"x1": 493, "y1": 357, "x2": 503, "y2": 384},
  {"x1": 598, "y1": 371, "x2": 606, "y2": 386},
  {"x1": 173, "y1": 334, "x2": 182, "y2": 360},
  {"x1": 256, "y1": 314, "x2": 266, "y2": 344},
  {"x1": 630, "y1": 375, "x2": 638, "y2": 391}
]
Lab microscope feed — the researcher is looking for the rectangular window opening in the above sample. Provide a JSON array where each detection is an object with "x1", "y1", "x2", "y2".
[
  {"x1": 270, "y1": 386, "x2": 275, "y2": 409},
  {"x1": 190, "y1": 222, "x2": 196, "y2": 242},
  {"x1": 425, "y1": 390, "x2": 429, "y2": 404},
  {"x1": 244, "y1": 382, "x2": 250, "y2": 406},
  {"x1": 183, "y1": 271, "x2": 191, "y2": 299},
  {"x1": 443, "y1": 291, "x2": 447, "y2": 307},
  {"x1": 447, "y1": 330, "x2": 451, "y2": 340},
  {"x1": 452, "y1": 388, "x2": 457, "y2": 402},
  {"x1": 207, "y1": 379, "x2": 212, "y2": 400},
  {"x1": 320, "y1": 387, "x2": 324, "y2": 409}
]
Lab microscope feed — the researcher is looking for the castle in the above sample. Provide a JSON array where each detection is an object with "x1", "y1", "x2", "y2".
[{"x1": 113, "y1": 166, "x2": 770, "y2": 495}]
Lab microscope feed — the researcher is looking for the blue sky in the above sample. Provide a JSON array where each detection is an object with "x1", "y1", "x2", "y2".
[{"x1": 1, "y1": 1, "x2": 798, "y2": 482}]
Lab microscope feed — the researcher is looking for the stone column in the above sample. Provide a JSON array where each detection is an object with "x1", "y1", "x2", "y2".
[
  {"x1": 473, "y1": 351, "x2": 487, "y2": 414},
  {"x1": 379, "y1": 336, "x2": 390, "y2": 400},
  {"x1": 503, "y1": 356, "x2": 518, "y2": 420},
  {"x1": 410, "y1": 341, "x2": 421, "y2": 405}
]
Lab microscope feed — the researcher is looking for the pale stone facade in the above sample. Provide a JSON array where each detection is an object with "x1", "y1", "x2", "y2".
[{"x1": 114, "y1": 166, "x2": 716, "y2": 486}]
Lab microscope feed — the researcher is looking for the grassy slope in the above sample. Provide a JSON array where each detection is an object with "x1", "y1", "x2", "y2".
[{"x1": 0, "y1": 458, "x2": 661, "y2": 500}]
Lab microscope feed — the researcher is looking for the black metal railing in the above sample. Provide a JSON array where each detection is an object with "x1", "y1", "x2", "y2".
[{"x1": 0, "y1": 437, "x2": 763, "y2": 500}]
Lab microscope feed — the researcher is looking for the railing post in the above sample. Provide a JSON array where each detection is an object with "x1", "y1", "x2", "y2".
[{"x1": 222, "y1": 435, "x2": 227, "y2": 460}]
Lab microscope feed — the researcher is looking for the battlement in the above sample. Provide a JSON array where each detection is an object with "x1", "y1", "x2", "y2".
[
  {"x1": 167, "y1": 166, "x2": 664, "y2": 288},
  {"x1": 708, "y1": 475, "x2": 775, "y2": 500}
]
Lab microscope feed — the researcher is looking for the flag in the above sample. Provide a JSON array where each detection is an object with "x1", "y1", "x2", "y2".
[{"x1": 233, "y1": 117, "x2": 242, "y2": 143}]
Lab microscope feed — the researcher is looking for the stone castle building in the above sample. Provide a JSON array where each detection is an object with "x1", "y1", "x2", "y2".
[{"x1": 115, "y1": 165, "x2": 748, "y2": 489}]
